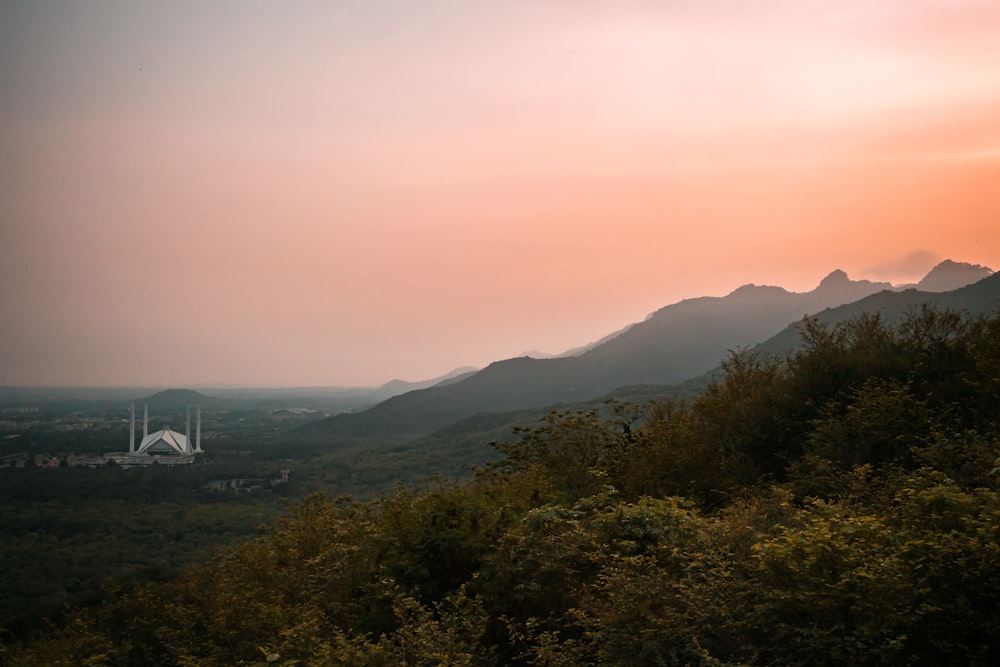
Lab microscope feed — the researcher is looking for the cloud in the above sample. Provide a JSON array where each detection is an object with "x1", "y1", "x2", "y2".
[{"x1": 863, "y1": 250, "x2": 942, "y2": 283}]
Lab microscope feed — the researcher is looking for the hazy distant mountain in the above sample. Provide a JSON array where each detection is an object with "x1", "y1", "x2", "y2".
[
  {"x1": 915, "y1": 260, "x2": 993, "y2": 292},
  {"x1": 890, "y1": 260, "x2": 993, "y2": 292},
  {"x1": 519, "y1": 323, "x2": 641, "y2": 359},
  {"x1": 374, "y1": 367, "x2": 479, "y2": 398},
  {"x1": 556, "y1": 322, "x2": 640, "y2": 358},
  {"x1": 428, "y1": 368, "x2": 481, "y2": 388},
  {"x1": 567, "y1": 269, "x2": 893, "y2": 389},
  {"x1": 306, "y1": 267, "x2": 914, "y2": 441},
  {"x1": 323, "y1": 271, "x2": 1000, "y2": 486},
  {"x1": 753, "y1": 270, "x2": 1000, "y2": 359},
  {"x1": 139, "y1": 388, "x2": 215, "y2": 409}
]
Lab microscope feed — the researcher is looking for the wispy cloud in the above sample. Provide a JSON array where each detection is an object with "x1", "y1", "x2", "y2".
[{"x1": 863, "y1": 251, "x2": 942, "y2": 283}]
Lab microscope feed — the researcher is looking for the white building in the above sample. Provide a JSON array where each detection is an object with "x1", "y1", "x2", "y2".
[{"x1": 116, "y1": 404, "x2": 202, "y2": 465}]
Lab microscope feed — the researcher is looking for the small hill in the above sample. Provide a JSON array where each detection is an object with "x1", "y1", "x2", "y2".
[{"x1": 139, "y1": 388, "x2": 215, "y2": 409}]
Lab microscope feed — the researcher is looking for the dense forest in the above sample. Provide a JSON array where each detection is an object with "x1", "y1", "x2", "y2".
[
  {"x1": 7, "y1": 305, "x2": 1000, "y2": 665},
  {"x1": 0, "y1": 460, "x2": 301, "y2": 638}
]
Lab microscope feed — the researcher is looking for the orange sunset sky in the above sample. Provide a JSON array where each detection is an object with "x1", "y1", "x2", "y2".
[{"x1": 2, "y1": 0, "x2": 999, "y2": 388}]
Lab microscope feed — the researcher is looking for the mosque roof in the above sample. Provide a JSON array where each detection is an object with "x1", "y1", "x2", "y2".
[{"x1": 136, "y1": 427, "x2": 189, "y2": 455}]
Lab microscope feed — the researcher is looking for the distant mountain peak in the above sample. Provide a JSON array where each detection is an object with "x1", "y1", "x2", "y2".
[
  {"x1": 817, "y1": 269, "x2": 851, "y2": 288},
  {"x1": 814, "y1": 269, "x2": 894, "y2": 294},
  {"x1": 917, "y1": 260, "x2": 993, "y2": 292}
]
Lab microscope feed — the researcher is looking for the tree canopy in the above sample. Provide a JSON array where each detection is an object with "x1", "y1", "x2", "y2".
[{"x1": 9, "y1": 306, "x2": 1000, "y2": 666}]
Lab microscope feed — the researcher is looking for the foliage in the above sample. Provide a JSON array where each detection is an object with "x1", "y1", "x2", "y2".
[
  {"x1": 0, "y1": 464, "x2": 289, "y2": 636},
  {"x1": 9, "y1": 306, "x2": 1000, "y2": 665}
]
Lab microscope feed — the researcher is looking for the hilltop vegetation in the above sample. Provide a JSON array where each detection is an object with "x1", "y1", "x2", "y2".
[{"x1": 11, "y1": 305, "x2": 1000, "y2": 666}]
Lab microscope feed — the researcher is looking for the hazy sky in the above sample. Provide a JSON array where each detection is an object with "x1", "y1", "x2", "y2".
[{"x1": 2, "y1": 1, "x2": 999, "y2": 387}]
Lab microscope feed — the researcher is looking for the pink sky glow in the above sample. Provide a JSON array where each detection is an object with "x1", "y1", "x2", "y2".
[{"x1": 2, "y1": 1, "x2": 999, "y2": 387}]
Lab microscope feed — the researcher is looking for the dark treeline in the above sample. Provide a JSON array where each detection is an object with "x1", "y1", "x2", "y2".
[{"x1": 8, "y1": 305, "x2": 1000, "y2": 665}]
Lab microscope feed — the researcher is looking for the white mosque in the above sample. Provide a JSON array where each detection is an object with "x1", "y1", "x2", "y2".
[{"x1": 110, "y1": 404, "x2": 203, "y2": 466}]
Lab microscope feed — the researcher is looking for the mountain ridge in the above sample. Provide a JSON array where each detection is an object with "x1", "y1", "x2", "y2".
[
  {"x1": 306, "y1": 259, "x2": 995, "y2": 443},
  {"x1": 753, "y1": 271, "x2": 1000, "y2": 359}
]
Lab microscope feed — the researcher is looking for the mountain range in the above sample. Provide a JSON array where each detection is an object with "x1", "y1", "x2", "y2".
[{"x1": 304, "y1": 260, "x2": 995, "y2": 444}]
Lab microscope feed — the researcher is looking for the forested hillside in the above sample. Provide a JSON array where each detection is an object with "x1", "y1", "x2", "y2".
[{"x1": 10, "y1": 306, "x2": 1000, "y2": 666}]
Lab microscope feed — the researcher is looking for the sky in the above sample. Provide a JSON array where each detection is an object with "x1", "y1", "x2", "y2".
[{"x1": 2, "y1": 0, "x2": 999, "y2": 388}]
